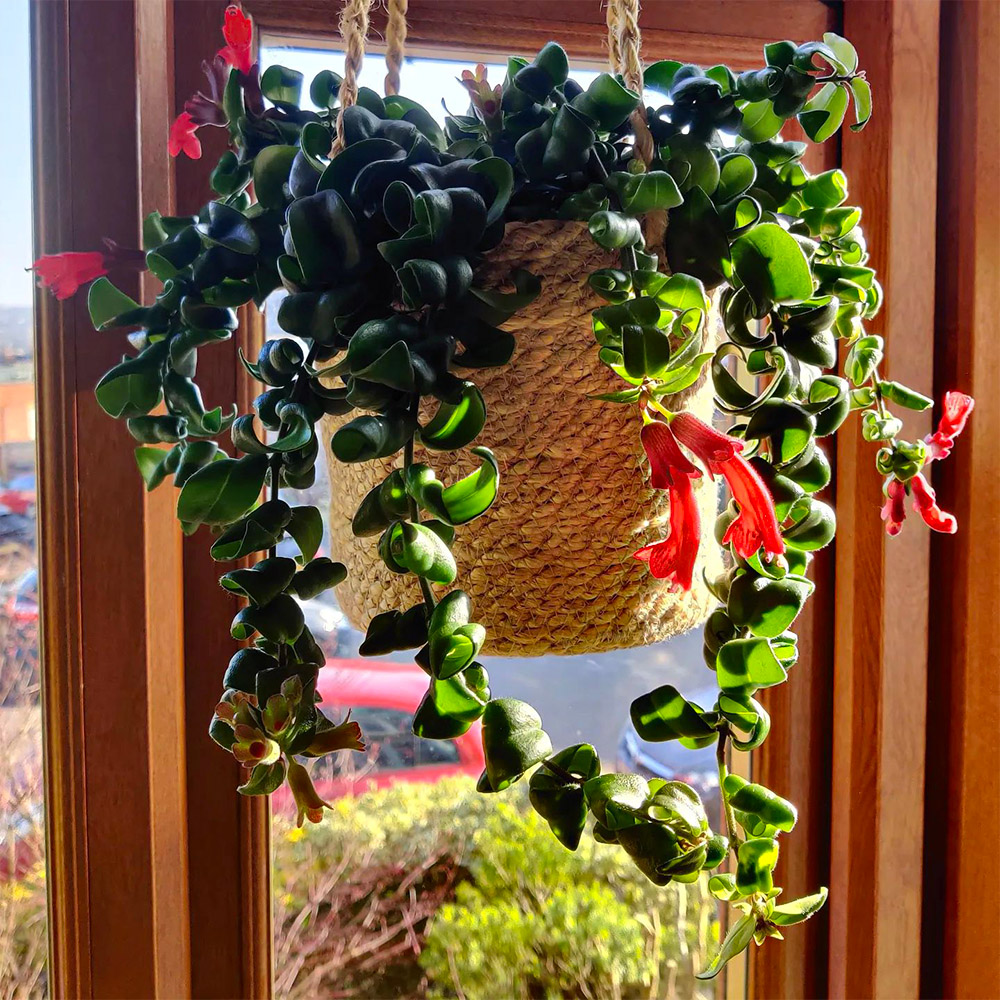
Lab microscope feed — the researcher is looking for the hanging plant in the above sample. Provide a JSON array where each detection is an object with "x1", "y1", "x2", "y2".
[{"x1": 33, "y1": 0, "x2": 974, "y2": 977}]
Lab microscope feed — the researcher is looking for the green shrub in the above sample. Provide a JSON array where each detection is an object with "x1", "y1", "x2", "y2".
[{"x1": 273, "y1": 776, "x2": 718, "y2": 999}]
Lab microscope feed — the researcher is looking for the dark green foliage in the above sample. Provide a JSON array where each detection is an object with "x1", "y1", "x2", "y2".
[{"x1": 80, "y1": 27, "x2": 905, "y2": 979}]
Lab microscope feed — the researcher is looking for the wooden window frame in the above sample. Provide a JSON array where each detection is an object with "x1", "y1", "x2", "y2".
[{"x1": 31, "y1": 2, "x2": 998, "y2": 998}]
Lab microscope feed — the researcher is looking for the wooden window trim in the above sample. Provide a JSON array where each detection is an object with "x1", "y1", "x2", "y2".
[
  {"x1": 32, "y1": 1, "x2": 191, "y2": 995},
  {"x1": 34, "y1": 2, "x2": 999, "y2": 999},
  {"x1": 921, "y1": 2, "x2": 1000, "y2": 996}
]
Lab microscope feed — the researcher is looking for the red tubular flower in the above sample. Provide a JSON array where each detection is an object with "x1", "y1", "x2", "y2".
[
  {"x1": 717, "y1": 453, "x2": 786, "y2": 559},
  {"x1": 217, "y1": 4, "x2": 253, "y2": 74},
  {"x1": 910, "y1": 473, "x2": 957, "y2": 534},
  {"x1": 925, "y1": 391, "x2": 975, "y2": 462},
  {"x1": 634, "y1": 474, "x2": 701, "y2": 591},
  {"x1": 639, "y1": 419, "x2": 700, "y2": 488},
  {"x1": 670, "y1": 412, "x2": 743, "y2": 465},
  {"x1": 31, "y1": 239, "x2": 145, "y2": 301},
  {"x1": 880, "y1": 478, "x2": 907, "y2": 536},
  {"x1": 670, "y1": 412, "x2": 784, "y2": 559},
  {"x1": 169, "y1": 112, "x2": 203, "y2": 159},
  {"x1": 31, "y1": 252, "x2": 106, "y2": 300}
]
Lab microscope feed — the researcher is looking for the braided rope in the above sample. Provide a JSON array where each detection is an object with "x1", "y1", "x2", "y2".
[
  {"x1": 334, "y1": 0, "x2": 374, "y2": 151},
  {"x1": 383, "y1": 0, "x2": 408, "y2": 96},
  {"x1": 605, "y1": 1, "x2": 624, "y2": 81},
  {"x1": 608, "y1": 0, "x2": 667, "y2": 248},
  {"x1": 608, "y1": 0, "x2": 655, "y2": 166}
]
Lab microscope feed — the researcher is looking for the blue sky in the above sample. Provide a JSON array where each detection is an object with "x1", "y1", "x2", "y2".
[{"x1": 0, "y1": 0, "x2": 31, "y2": 307}]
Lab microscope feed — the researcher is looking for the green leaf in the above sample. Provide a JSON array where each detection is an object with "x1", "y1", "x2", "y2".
[
  {"x1": 470, "y1": 157, "x2": 514, "y2": 226},
  {"x1": 728, "y1": 572, "x2": 813, "y2": 638},
  {"x1": 570, "y1": 72, "x2": 639, "y2": 130},
  {"x1": 643, "y1": 60, "x2": 683, "y2": 95},
  {"x1": 613, "y1": 171, "x2": 684, "y2": 214},
  {"x1": 630, "y1": 685, "x2": 717, "y2": 742},
  {"x1": 880, "y1": 380, "x2": 932, "y2": 411},
  {"x1": 231, "y1": 593, "x2": 305, "y2": 643},
  {"x1": 716, "y1": 637, "x2": 788, "y2": 693},
  {"x1": 286, "y1": 505, "x2": 323, "y2": 564},
  {"x1": 849, "y1": 77, "x2": 873, "y2": 131},
  {"x1": 771, "y1": 886, "x2": 829, "y2": 926},
  {"x1": 220, "y1": 557, "x2": 297, "y2": 606},
  {"x1": 253, "y1": 145, "x2": 299, "y2": 209},
  {"x1": 588, "y1": 210, "x2": 644, "y2": 249},
  {"x1": 289, "y1": 557, "x2": 347, "y2": 601},
  {"x1": 88, "y1": 277, "x2": 140, "y2": 329},
  {"x1": 261, "y1": 64, "x2": 304, "y2": 107},
  {"x1": 736, "y1": 837, "x2": 779, "y2": 893},
  {"x1": 695, "y1": 916, "x2": 756, "y2": 979},
  {"x1": 286, "y1": 189, "x2": 363, "y2": 286},
  {"x1": 210, "y1": 500, "x2": 291, "y2": 561},
  {"x1": 799, "y1": 83, "x2": 850, "y2": 142},
  {"x1": 822, "y1": 33, "x2": 858, "y2": 74},
  {"x1": 95, "y1": 352, "x2": 163, "y2": 419},
  {"x1": 238, "y1": 759, "x2": 287, "y2": 797},
  {"x1": 419, "y1": 382, "x2": 487, "y2": 451},
  {"x1": 134, "y1": 445, "x2": 175, "y2": 491},
  {"x1": 176, "y1": 454, "x2": 268, "y2": 527},
  {"x1": 716, "y1": 154, "x2": 757, "y2": 202},
  {"x1": 650, "y1": 353, "x2": 713, "y2": 397},
  {"x1": 528, "y1": 743, "x2": 600, "y2": 851},
  {"x1": 197, "y1": 201, "x2": 260, "y2": 255},
  {"x1": 731, "y1": 223, "x2": 813, "y2": 308},
  {"x1": 739, "y1": 100, "x2": 783, "y2": 143},
  {"x1": 309, "y1": 68, "x2": 343, "y2": 110},
  {"x1": 440, "y1": 447, "x2": 500, "y2": 525}
]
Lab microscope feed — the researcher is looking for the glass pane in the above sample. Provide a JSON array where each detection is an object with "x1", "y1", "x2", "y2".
[
  {"x1": 263, "y1": 42, "x2": 721, "y2": 1000},
  {"x1": 0, "y1": 1, "x2": 47, "y2": 996}
]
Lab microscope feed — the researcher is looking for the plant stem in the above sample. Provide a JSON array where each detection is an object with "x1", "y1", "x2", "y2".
[
  {"x1": 540, "y1": 757, "x2": 579, "y2": 784},
  {"x1": 402, "y1": 434, "x2": 438, "y2": 613},
  {"x1": 716, "y1": 727, "x2": 743, "y2": 854}
]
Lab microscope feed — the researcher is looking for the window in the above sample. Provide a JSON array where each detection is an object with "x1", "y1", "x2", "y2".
[
  {"x1": 262, "y1": 39, "x2": 724, "y2": 1000},
  {"x1": 0, "y1": 2, "x2": 45, "y2": 997},
  {"x1": 30, "y1": 3, "x2": 987, "y2": 998}
]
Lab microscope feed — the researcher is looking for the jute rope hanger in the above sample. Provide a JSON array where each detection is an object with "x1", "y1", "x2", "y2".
[{"x1": 332, "y1": 0, "x2": 654, "y2": 161}]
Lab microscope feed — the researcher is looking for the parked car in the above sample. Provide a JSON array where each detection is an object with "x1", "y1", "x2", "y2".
[
  {"x1": 616, "y1": 684, "x2": 721, "y2": 818},
  {"x1": 272, "y1": 659, "x2": 485, "y2": 814},
  {"x1": 3, "y1": 567, "x2": 38, "y2": 625},
  {"x1": 0, "y1": 474, "x2": 36, "y2": 519}
]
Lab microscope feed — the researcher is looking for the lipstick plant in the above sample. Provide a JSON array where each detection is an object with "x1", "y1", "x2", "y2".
[{"x1": 33, "y1": 5, "x2": 972, "y2": 977}]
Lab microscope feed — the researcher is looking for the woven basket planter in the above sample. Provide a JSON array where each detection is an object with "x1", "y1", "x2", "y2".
[{"x1": 324, "y1": 220, "x2": 721, "y2": 656}]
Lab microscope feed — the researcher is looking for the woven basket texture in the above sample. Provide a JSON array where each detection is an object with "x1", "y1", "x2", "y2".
[{"x1": 324, "y1": 220, "x2": 720, "y2": 655}]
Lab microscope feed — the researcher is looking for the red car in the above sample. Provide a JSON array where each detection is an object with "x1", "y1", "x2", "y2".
[{"x1": 272, "y1": 658, "x2": 484, "y2": 811}]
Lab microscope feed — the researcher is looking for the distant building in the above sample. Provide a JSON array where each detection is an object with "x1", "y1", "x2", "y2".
[{"x1": 0, "y1": 379, "x2": 34, "y2": 445}]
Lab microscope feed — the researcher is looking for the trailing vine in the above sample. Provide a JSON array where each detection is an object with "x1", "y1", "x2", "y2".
[{"x1": 32, "y1": 6, "x2": 974, "y2": 977}]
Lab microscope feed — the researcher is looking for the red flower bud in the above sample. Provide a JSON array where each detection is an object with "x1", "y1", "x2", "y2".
[
  {"x1": 880, "y1": 478, "x2": 906, "y2": 536},
  {"x1": 286, "y1": 759, "x2": 331, "y2": 828}
]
